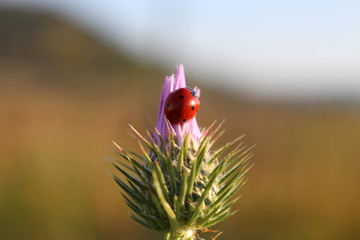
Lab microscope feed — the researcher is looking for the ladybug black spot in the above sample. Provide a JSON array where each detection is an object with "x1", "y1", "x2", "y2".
[
  {"x1": 179, "y1": 95, "x2": 184, "y2": 99},
  {"x1": 166, "y1": 103, "x2": 170, "y2": 108},
  {"x1": 191, "y1": 106, "x2": 195, "y2": 110},
  {"x1": 182, "y1": 119, "x2": 186, "y2": 122}
]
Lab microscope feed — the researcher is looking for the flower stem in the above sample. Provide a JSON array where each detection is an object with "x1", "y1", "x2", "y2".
[{"x1": 165, "y1": 228, "x2": 196, "y2": 240}]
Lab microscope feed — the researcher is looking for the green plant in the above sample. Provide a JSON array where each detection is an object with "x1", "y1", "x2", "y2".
[{"x1": 111, "y1": 65, "x2": 252, "y2": 240}]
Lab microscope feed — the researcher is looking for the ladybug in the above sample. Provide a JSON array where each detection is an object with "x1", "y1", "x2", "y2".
[{"x1": 164, "y1": 87, "x2": 200, "y2": 124}]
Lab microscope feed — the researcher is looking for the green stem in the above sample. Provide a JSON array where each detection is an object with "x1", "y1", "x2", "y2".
[{"x1": 164, "y1": 228, "x2": 196, "y2": 240}]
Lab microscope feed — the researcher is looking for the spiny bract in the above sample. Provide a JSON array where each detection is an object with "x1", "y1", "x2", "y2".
[{"x1": 110, "y1": 65, "x2": 252, "y2": 240}]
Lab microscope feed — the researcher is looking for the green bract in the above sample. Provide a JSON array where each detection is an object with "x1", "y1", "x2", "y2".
[{"x1": 111, "y1": 123, "x2": 252, "y2": 240}]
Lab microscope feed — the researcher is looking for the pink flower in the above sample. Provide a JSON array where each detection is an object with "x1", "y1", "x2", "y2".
[{"x1": 155, "y1": 65, "x2": 202, "y2": 145}]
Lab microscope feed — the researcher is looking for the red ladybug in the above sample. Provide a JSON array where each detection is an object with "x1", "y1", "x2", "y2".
[{"x1": 164, "y1": 87, "x2": 200, "y2": 124}]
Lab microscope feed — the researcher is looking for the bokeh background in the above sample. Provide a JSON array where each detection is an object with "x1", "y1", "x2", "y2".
[{"x1": 1, "y1": 1, "x2": 360, "y2": 240}]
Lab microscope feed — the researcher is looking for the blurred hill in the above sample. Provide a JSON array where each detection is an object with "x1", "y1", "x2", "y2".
[
  {"x1": 1, "y1": 9, "x2": 360, "y2": 240},
  {"x1": 0, "y1": 9, "x2": 166, "y2": 91}
]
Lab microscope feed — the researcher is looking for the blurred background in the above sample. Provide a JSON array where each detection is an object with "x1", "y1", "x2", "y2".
[{"x1": 0, "y1": 1, "x2": 360, "y2": 239}]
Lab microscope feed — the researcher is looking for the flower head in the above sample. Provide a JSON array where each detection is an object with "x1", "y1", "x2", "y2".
[
  {"x1": 155, "y1": 64, "x2": 202, "y2": 146},
  {"x1": 111, "y1": 65, "x2": 252, "y2": 240}
]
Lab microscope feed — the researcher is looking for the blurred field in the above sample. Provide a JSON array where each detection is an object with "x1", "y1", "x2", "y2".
[{"x1": 1, "y1": 9, "x2": 360, "y2": 240}]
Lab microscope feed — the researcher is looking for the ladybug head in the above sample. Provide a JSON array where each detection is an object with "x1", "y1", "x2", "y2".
[{"x1": 186, "y1": 87, "x2": 198, "y2": 97}]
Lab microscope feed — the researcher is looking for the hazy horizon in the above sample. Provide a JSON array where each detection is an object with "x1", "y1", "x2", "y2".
[{"x1": 1, "y1": 0, "x2": 360, "y2": 101}]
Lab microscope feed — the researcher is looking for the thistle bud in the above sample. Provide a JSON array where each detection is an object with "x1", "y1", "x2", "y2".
[{"x1": 111, "y1": 65, "x2": 252, "y2": 240}]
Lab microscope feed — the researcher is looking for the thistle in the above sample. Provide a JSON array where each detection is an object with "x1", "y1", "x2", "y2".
[{"x1": 111, "y1": 65, "x2": 252, "y2": 240}]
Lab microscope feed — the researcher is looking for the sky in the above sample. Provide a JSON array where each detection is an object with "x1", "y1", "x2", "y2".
[{"x1": 2, "y1": 0, "x2": 360, "y2": 100}]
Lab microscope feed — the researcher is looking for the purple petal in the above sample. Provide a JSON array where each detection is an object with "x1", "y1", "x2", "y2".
[{"x1": 154, "y1": 65, "x2": 202, "y2": 146}]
